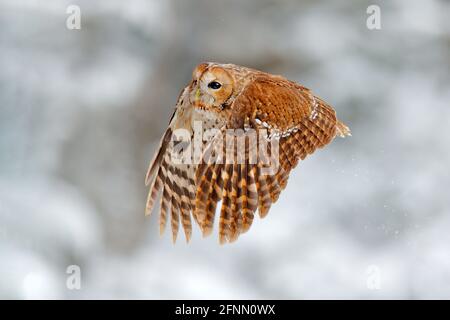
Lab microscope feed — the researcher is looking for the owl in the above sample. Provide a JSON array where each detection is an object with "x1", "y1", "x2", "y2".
[{"x1": 145, "y1": 62, "x2": 350, "y2": 244}]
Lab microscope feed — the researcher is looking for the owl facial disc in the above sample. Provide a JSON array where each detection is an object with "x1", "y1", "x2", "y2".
[{"x1": 190, "y1": 63, "x2": 234, "y2": 111}]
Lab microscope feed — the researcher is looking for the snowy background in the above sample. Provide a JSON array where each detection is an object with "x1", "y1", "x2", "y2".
[{"x1": 1, "y1": 0, "x2": 450, "y2": 299}]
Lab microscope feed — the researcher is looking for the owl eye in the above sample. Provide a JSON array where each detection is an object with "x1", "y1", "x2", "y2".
[{"x1": 208, "y1": 81, "x2": 222, "y2": 90}]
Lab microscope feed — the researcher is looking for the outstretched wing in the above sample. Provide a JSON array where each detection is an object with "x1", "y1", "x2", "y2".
[
  {"x1": 145, "y1": 90, "x2": 198, "y2": 243},
  {"x1": 194, "y1": 76, "x2": 350, "y2": 244}
]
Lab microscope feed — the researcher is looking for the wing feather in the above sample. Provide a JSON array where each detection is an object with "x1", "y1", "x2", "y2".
[
  {"x1": 218, "y1": 164, "x2": 233, "y2": 244},
  {"x1": 202, "y1": 163, "x2": 223, "y2": 236},
  {"x1": 242, "y1": 165, "x2": 258, "y2": 232},
  {"x1": 159, "y1": 161, "x2": 171, "y2": 236}
]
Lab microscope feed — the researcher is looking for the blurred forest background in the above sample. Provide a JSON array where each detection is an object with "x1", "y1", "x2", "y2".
[{"x1": 1, "y1": 0, "x2": 449, "y2": 299}]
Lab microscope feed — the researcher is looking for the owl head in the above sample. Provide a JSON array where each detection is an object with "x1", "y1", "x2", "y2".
[{"x1": 189, "y1": 62, "x2": 235, "y2": 111}]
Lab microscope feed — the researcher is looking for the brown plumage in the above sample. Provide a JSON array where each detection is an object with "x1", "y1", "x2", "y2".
[{"x1": 145, "y1": 62, "x2": 350, "y2": 244}]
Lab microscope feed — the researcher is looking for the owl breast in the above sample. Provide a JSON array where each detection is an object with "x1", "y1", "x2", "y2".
[{"x1": 191, "y1": 108, "x2": 227, "y2": 132}]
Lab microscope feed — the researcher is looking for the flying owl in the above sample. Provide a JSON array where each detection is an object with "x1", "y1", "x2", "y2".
[{"x1": 145, "y1": 62, "x2": 350, "y2": 244}]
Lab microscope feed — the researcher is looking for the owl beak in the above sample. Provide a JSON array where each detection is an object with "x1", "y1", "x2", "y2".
[
  {"x1": 195, "y1": 88, "x2": 201, "y2": 101},
  {"x1": 193, "y1": 88, "x2": 203, "y2": 108}
]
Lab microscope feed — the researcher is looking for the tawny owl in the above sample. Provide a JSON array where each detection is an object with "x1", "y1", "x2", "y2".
[{"x1": 145, "y1": 62, "x2": 350, "y2": 244}]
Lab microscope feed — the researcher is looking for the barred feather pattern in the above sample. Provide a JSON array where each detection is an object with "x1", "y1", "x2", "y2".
[{"x1": 146, "y1": 142, "x2": 197, "y2": 243}]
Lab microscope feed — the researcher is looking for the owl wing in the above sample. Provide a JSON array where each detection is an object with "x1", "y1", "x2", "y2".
[
  {"x1": 145, "y1": 91, "x2": 198, "y2": 243},
  {"x1": 194, "y1": 77, "x2": 350, "y2": 243}
]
